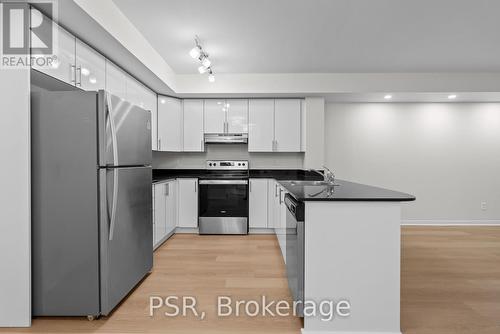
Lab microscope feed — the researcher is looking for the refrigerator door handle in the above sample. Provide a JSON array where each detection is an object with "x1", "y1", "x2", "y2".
[
  {"x1": 106, "y1": 93, "x2": 119, "y2": 166},
  {"x1": 108, "y1": 169, "x2": 119, "y2": 241}
]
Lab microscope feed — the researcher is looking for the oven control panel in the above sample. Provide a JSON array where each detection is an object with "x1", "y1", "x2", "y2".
[{"x1": 206, "y1": 160, "x2": 249, "y2": 170}]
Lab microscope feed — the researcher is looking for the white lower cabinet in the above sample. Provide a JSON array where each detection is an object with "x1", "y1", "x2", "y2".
[
  {"x1": 177, "y1": 178, "x2": 199, "y2": 228},
  {"x1": 153, "y1": 182, "x2": 166, "y2": 247},
  {"x1": 270, "y1": 182, "x2": 287, "y2": 263},
  {"x1": 165, "y1": 181, "x2": 177, "y2": 235},
  {"x1": 267, "y1": 180, "x2": 277, "y2": 228},
  {"x1": 153, "y1": 180, "x2": 177, "y2": 249},
  {"x1": 249, "y1": 179, "x2": 269, "y2": 228}
]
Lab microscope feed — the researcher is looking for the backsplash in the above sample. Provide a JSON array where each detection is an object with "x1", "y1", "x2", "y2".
[{"x1": 153, "y1": 144, "x2": 304, "y2": 169}]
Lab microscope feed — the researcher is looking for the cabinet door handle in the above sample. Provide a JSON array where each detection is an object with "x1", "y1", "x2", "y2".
[
  {"x1": 76, "y1": 66, "x2": 82, "y2": 86},
  {"x1": 275, "y1": 140, "x2": 278, "y2": 151},
  {"x1": 70, "y1": 64, "x2": 76, "y2": 84},
  {"x1": 249, "y1": 181, "x2": 252, "y2": 192},
  {"x1": 194, "y1": 181, "x2": 197, "y2": 192}
]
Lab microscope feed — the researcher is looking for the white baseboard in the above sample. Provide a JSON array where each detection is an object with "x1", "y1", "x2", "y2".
[
  {"x1": 249, "y1": 228, "x2": 275, "y2": 234},
  {"x1": 301, "y1": 330, "x2": 400, "y2": 334},
  {"x1": 175, "y1": 227, "x2": 199, "y2": 233},
  {"x1": 153, "y1": 230, "x2": 175, "y2": 251},
  {"x1": 402, "y1": 219, "x2": 500, "y2": 226}
]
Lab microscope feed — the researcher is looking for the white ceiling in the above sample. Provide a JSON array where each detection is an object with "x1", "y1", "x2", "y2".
[{"x1": 113, "y1": 0, "x2": 500, "y2": 75}]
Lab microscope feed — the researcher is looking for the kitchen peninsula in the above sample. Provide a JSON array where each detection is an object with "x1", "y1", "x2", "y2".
[{"x1": 280, "y1": 179, "x2": 415, "y2": 334}]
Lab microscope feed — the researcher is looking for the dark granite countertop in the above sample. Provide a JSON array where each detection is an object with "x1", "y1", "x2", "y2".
[
  {"x1": 249, "y1": 169, "x2": 324, "y2": 181},
  {"x1": 279, "y1": 179, "x2": 415, "y2": 202},
  {"x1": 152, "y1": 169, "x2": 324, "y2": 183},
  {"x1": 153, "y1": 169, "x2": 206, "y2": 183}
]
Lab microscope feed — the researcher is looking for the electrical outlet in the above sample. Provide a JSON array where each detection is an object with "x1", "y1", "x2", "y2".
[{"x1": 481, "y1": 202, "x2": 487, "y2": 211}]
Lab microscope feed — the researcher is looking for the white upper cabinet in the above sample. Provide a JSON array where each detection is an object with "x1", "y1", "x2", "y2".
[
  {"x1": 143, "y1": 87, "x2": 157, "y2": 151},
  {"x1": 204, "y1": 100, "x2": 226, "y2": 133},
  {"x1": 31, "y1": 16, "x2": 76, "y2": 85},
  {"x1": 248, "y1": 99, "x2": 275, "y2": 152},
  {"x1": 249, "y1": 179, "x2": 269, "y2": 228},
  {"x1": 248, "y1": 99, "x2": 302, "y2": 152},
  {"x1": 75, "y1": 39, "x2": 105, "y2": 91},
  {"x1": 158, "y1": 96, "x2": 183, "y2": 152},
  {"x1": 227, "y1": 99, "x2": 248, "y2": 133},
  {"x1": 125, "y1": 76, "x2": 143, "y2": 108},
  {"x1": 204, "y1": 99, "x2": 248, "y2": 134},
  {"x1": 274, "y1": 99, "x2": 301, "y2": 152},
  {"x1": 183, "y1": 100, "x2": 204, "y2": 152},
  {"x1": 105, "y1": 60, "x2": 127, "y2": 100}
]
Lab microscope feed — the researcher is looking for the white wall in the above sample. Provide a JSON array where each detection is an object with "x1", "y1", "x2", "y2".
[
  {"x1": 303, "y1": 97, "x2": 325, "y2": 169},
  {"x1": 153, "y1": 145, "x2": 304, "y2": 169},
  {"x1": 325, "y1": 103, "x2": 500, "y2": 222},
  {"x1": 0, "y1": 67, "x2": 31, "y2": 325}
]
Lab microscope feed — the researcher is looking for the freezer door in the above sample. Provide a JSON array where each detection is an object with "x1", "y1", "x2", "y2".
[
  {"x1": 98, "y1": 91, "x2": 152, "y2": 167},
  {"x1": 99, "y1": 166, "x2": 153, "y2": 315}
]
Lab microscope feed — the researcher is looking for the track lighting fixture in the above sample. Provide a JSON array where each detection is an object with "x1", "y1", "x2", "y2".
[{"x1": 189, "y1": 35, "x2": 215, "y2": 83}]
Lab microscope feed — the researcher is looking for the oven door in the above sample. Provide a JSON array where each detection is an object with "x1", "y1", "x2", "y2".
[{"x1": 198, "y1": 179, "x2": 249, "y2": 234}]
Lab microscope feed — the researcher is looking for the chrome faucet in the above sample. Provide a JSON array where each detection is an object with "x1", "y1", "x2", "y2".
[{"x1": 322, "y1": 166, "x2": 336, "y2": 184}]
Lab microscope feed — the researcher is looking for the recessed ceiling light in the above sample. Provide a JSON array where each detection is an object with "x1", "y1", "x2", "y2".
[
  {"x1": 208, "y1": 75, "x2": 215, "y2": 83},
  {"x1": 448, "y1": 94, "x2": 457, "y2": 99},
  {"x1": 384, "y1": 95, "x2": 392, "y2": 100}
]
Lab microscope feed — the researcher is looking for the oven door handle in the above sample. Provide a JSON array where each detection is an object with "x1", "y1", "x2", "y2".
[{"x1": 199, "y1": 180, "x2": 248, "y2": 185}]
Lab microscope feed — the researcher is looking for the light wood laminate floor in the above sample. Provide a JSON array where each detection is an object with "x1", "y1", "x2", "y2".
[{"x1": 2, "y1": 227, "x2": 500, "y2": 333}]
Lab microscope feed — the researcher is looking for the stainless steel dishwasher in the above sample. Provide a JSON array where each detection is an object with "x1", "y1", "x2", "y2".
[{"x1": 284, "y1": 193, "x2": 305, "y2": 317}]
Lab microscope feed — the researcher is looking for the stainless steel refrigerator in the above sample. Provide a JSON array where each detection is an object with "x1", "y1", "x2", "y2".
[{"x1": 31, "y1": 78, "x2": 153, "y2": 318}]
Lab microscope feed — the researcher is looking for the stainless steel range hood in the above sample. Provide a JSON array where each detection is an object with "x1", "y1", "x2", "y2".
[{"x1": 204, "y1": 133, "x2": 248, "y2": 144}]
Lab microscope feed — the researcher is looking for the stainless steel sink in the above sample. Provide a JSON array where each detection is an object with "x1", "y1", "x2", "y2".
[{"x1": 289, "y1": 180, "x2": 338, "y2": 186}]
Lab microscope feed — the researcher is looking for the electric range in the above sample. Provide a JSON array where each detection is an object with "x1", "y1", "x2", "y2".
[{"x1": 198, "y1": 160, "x2": 249, "y2": 234}]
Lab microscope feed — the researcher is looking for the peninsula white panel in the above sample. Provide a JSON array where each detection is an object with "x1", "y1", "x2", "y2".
[
  {"x1": 303, "y1": 201, "x2": 401, "y2": 334},
  {"x1": 0, "y1": 64, "x2": 31, "y2": 325}
]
